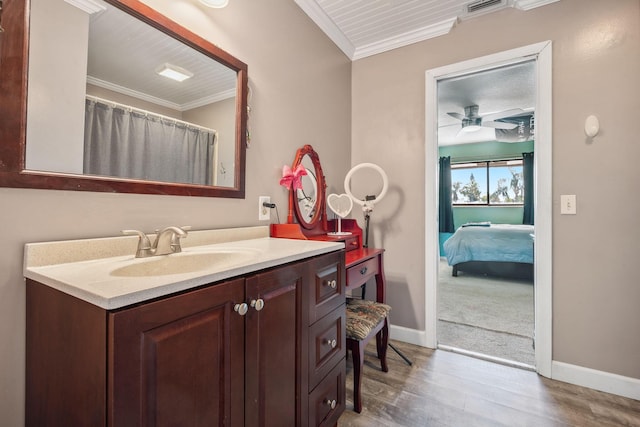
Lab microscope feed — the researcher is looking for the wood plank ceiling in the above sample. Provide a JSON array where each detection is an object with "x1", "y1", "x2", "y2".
[{"x1": 294, "y1": 0, "x2": 560, "y2": 60}]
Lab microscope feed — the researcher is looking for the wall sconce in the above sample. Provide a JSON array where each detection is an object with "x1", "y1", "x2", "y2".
[
  {"x1": 200, "y1": 0, "x2": 229, "y2": 8},
  {"x1": 584, "y1": 115, "x2": 600, "y2": 138}
]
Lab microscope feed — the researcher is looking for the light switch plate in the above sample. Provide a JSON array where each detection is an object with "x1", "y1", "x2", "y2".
[{"x1": 560, "y1": 195, "x2": 576, "y2": 215}]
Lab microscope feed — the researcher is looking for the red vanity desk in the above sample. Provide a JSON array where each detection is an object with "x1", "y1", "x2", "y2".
[{"x1": 271, "y1": 219, "x2": 386, "y2": 303}]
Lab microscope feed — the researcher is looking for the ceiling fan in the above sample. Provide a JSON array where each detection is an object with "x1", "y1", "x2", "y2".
[{"x1": 447, "y1": 104, "x2": 523, "y2": 132}]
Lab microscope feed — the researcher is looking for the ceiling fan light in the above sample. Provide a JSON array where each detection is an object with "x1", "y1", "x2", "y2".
[
  {"x1": 199, "y1": 0, "x2": 229, "y2": 8},
  {"x1": 460, "y1": 125, "x2": 482, "y2": 133}
]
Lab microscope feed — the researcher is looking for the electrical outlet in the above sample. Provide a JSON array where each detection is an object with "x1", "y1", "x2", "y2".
[
  {"x1": 560, "y1": 194, "x2": 576, "y2": 215},
  {"x1": 258, "y1": 196, "x2": 271, "y2": 221}
]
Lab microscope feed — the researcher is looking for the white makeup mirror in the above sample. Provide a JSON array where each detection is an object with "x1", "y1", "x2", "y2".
[
  {"x1": 327, "y1": 193, "x2": 353, "y2": 236},
  {"x1": 344, "y1": 163, "x2": 389, "y2": 247}
]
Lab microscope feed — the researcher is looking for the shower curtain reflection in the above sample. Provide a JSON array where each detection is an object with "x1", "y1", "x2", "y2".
[{"x1": 84, "y1": 98, "x2": 217, "y2": 185}]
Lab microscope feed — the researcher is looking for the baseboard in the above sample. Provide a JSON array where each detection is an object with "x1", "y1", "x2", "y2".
[
  {"x1": 552, "y1": 361, "x2": 640, "y2": 401},
  {"x1": 390, "y1": 324, "x2": 430, "y2": 348},
  {"x1": 390, "y1": 325, "x2": 640, "y2": 401}
]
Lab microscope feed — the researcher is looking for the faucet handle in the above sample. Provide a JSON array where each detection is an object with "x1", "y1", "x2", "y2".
[
  {"x1": 122, "y1": 229, "x2": 151, "y2": 247},
  {"x1": 122, "y1": 229, "x2": 153, "y2": 257}
]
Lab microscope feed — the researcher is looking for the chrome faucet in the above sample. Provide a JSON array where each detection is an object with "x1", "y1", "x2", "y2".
[{"x1": 122, "y1": 226, "x2": 190, "y2": 258}]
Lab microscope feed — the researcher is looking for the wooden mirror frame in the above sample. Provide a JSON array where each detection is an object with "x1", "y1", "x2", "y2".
[
  {"x1": 0, "y1": 0, "x2": 248, "y2": 198},
  {"x1": 287, "y1": 145, "x2": 328, "y2": 235}
]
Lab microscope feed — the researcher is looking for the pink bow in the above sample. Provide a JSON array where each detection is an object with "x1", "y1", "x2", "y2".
[{"x1": 279, "y1": 164, "x2": 307, "y2": 190}]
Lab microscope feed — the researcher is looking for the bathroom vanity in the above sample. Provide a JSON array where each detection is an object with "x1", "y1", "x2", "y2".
[{"x1": 24, "y1": 226, "x2": 345, "y2": 426}]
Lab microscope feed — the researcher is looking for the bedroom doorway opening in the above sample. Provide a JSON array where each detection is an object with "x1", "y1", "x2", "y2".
[
  {"x1": 436, "y1": 60, "x2": 536, "y2": 368},
  {"x1": 424, "y1": 42, "x2": 553, "y2": 377}
]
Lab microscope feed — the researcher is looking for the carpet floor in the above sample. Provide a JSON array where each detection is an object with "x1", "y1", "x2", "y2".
[{"x1": 437, "y1": 259, "x2": 535, "y2": 366}]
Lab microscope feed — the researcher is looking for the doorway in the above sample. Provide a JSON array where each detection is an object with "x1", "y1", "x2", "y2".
[
  {"x1": 437, "y1": 60, "x2": 536, "y2": 367},
  {"x1": 424, "y1": 42, "x2": 553, "y2": 377}
]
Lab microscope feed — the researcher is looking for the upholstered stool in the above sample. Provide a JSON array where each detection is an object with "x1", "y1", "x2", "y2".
[{"x1": 345, "y1": 298, "x2": 391, "y2": 413}]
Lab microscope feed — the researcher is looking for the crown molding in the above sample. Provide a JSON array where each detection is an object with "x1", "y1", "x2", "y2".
[
  {"x1": 86, "y1": 76, "x2": 234, "y2": 112},
  {"x1": 294, "y1": 0, "x2": 355, "y2": 59},
  {"x1": 513, "y1": 0, "x2": 560, "y2": 11},
  {"x1": 353, "y1": 18, "x2": 457, "y2": 61},
  {"x1": 64, "y1": 0, "x2": 106, "y2": 14}
]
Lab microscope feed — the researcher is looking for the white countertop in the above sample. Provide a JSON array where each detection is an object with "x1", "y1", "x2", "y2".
[{"x1": 24, "y1": 226, "x2": 343, "y2": 310}]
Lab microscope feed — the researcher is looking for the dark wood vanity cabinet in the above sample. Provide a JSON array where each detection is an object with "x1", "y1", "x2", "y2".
[
  {"x1": 109, "y1": 277, "x2": 246, "y2": 426},
  {"x1": 26, "y1": 250, "x2": 345, "y2": 427}
]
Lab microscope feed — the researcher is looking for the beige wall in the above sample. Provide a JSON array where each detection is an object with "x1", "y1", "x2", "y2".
[
  {"x1": 0, "y1": 0, "x2": 351, "y2": 423},
  {"x1": 351, "y1": 0, "x2": 639, "y2": 379},
  {"x1": 26, "y1": 0, "x2": 88, "y2": 174}
]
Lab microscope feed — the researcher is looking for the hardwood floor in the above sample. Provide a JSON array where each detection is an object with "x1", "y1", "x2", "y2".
[{"x1": 338, "y1": 340, "x2": 640, "y2": 427}]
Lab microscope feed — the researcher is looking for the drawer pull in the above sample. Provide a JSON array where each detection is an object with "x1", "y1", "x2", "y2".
[
  {"x1": 360, "y1": 266, "x2": 368, "y2": 275},
  {"x1": 324, "y1": 279, "x2": 337, "y2": 289},
  {"x1": 324, "y1": 398, "x2": 337, "y2": 409},
  {"x1": 326, "y1": 339, "x2": 337, "y2": 348},
  {"x1": 349, "y1": 240, "x2": 358, "y2": 246},
  {"x1": 250, "y1": 298, "x2": 265, "y2": 311},
  {"x1": 234, "y1": 303, "x2": 248, "y2": 316}
]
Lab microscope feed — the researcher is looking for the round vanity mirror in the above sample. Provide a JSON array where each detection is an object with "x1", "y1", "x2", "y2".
[
  {"x1": 296, "y1": 155, "x2": 318, "y2": 223},
  {"x1": 290, "y1": 145, "x2": 327, "y2": 231}
]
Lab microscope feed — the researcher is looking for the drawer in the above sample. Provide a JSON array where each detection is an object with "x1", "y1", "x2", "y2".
[
  {"x1": 346, "y1": 256, "x2": 379, "y2": 290},
  {"x1": 308, "y1": 359, "x2": 346, "y2": 427},
  {"x1": 308, "y1": 305, "x2": 345, "y2": 388},
  {"x1": 308, "y1": 254, "x2": 345, "y2": 324},
  {"x1": 343, "y1": 235, "x2": 360, "y2": 252}
]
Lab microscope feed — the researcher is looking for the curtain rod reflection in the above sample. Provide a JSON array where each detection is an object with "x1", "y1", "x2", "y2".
[{"x1": 85, "y1": 95, "x2": 218, "y2": 136}]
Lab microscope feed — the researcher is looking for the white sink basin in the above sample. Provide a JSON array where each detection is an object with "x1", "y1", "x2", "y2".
[{"x1": 110, "y1": 249, "x2": 259, "y2": 277}]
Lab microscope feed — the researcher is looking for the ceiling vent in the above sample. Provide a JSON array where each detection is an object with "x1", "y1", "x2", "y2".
[{"x1": 460, "y1": 0, "x2": 511, "y2": 20}]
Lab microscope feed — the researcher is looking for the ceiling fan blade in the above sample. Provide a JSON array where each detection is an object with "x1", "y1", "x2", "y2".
[
  {"x1": 439, "y1": 123, "x2": 463, "y2": 129},
  {"x1": 483, "y1": 121, "x2": 518, "y2": 130},
  {"x1": 447, "y1": 112, "x2": 465, "y2": 120},
  {"x1": 482, "y1": 108, "x2": 524, "y2": 122}
]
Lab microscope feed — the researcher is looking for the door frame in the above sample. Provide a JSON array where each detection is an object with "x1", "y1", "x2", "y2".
[{"x1": 424, "y1": 41, "x2": 553, "y2": 377}]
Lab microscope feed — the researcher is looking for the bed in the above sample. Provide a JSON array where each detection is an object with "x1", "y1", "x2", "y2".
[{"x1": 443, "y1": 223, "x2": 534, "y2": 279}]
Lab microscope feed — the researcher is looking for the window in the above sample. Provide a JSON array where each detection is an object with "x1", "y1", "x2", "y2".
[{"x1": 451, "y1": 159, "x2": 524, "y2": 205}]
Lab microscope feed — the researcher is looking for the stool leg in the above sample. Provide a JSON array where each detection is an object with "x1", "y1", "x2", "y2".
[
  {"x1": 352, "y1": 342, "x2": 365, "y2": 413},
  {"x1": 376, "y1": 320, "x2": 389, "y2": 373}
]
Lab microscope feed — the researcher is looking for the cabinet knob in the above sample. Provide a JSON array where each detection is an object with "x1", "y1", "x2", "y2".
[
  {"x1": 326, "y1": 339, "x2": 337, "y2": 348},
  {"x1": 324, "y1": 399, "x2": 337, "y2": 409},
  {"x1": 234, "y1": 303, "x2": 248, "y2": 316},
  {"x1": 251, "y1": 298, "x2": 265, "y2": 311},
  {"x1": 360, "y1": 266, "x2": 368, "y2": 275},
  {"x1": 325, "y1": 279, "x2": 337, "y2": 289}
]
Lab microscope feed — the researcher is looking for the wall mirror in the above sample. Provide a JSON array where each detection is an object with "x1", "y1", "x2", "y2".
[{"x1": 0, "y1": 0, "x2": 248, "y2": 197}]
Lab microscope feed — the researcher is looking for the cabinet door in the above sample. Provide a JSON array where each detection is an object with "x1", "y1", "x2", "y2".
[
  {"x1": 245, "y1": 262, "x2": 308, "y2": 427},
  {"x1": 109, "y1": 278, "x2": 246, "y2": 427}
]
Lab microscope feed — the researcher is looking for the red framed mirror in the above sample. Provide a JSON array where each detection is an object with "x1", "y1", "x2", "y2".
[{"x1": 287, "y1": 145, "x2": 328, "y2": 234}]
